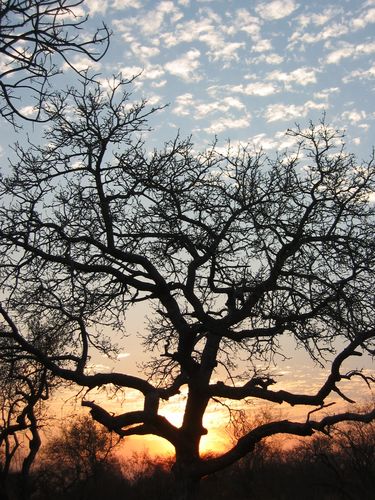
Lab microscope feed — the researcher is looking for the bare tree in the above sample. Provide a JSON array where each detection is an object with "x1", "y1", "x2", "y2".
[
  {"x1": 0, "y1": 338, "x2": 50, "y2": 500},
  {"x1": 0, "y1": 79, "x2": 375, "y2": 499},
  {"x1": 38, "y1": 415, "x2": 121, "y2": 497},
  {"x1": 0, "y1": 0, "x2": 110, "y2": 124}
]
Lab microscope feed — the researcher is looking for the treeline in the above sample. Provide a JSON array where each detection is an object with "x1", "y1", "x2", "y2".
[{"x1": 3, "y1": 416, "x2": 375, "y2": 500}]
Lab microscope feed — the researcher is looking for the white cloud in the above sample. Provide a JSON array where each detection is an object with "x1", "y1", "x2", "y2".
[
  {"x1": 117, "y1": 352, "x2": 130, "y2": 359},
  {"x1": 130, "y1": 42, "x2": 160, "y2": 62},
  {"x1": 256, "y1": 0, "x2": 298, "y2": 20},
  {"x1": 341, "y1": 110, "x2": 367, "y2": 123},
  {"x1": 249, "y1": 133, "x2": 278, "y2": 150},
  {"x1": 162, "y1": 13, "x2": 244, "y2": 63},
  {"x1": 129, "y1": 1, "x2": 182, "y2": 36},
  {"x1": 119, "y1": 64, "x2": 165, "y2": 82},
  {"x1": 151, "y1": 79, "x2": 167, "y2": 88},
  {"x1": 19, "y1": 105, "x2": 37, "y2": 117},
  {"x1": 165, "y1": 49, "x2": 201, "y2": 81},
  {"x1": 326, "y1": 41, "x2": 375, "y2": 64},
  {"x1": 204, "y1": 116, "x2": 251, "y2": 134},
  {"x1": 143, "y1": 64, "x2": 165, "y2": 80},
  {"x1": 296, "y1": 8, "x2": 342, "y2": 28},
  {"x1": 233, "y1": 9, "x2": 261, "y2": 38},
  {"x1": 313, "y1": 87, "x2": 340, "y2": 100},
  {"x1": 173, "y1": 93, "x2": 194, "y2": 116},
  {"x1": 233, "y1": 82, "x2": 279, "y2": 97},
  {"x1": 264, "y1": 101, "x2": 326, "y2": 122},
  {"x1": 290, "y1": 23, "x2": 349, "y2": 44},
  {"x1": 86, "y1": 0, "x2": 139, "y2": 12},
  {"x1": 173, "y1": 93, "x2": 245, "y2": 118},
  {"x1": 119, "y1": 65, "x2": 143, "y2": 79},
  {"x1": 252, "y1": 53, "x2": 284, "y2": 65},
  {"x1": 352, "y1": 7, "x2": 375, "y2": 29},
  {"x1": 252, "y1": 39, "x2": 272, "y2": 52},
  {"x1": 162, "y1": 18, "x2": 213, "y2": 47},
  {"x1": 85, "y1": 0, "x2": 108, "y2": 14},
  {"x1": 343, "y1": 63, "x2": 375, "y2": 82},
  {"x1": 61, "y1": 55, "x2": 101, "y2": 73},
  {"x1": 267, "y1": 67, "x2": 318, "y2": 89},
  {"x1": 208, "y1": 42, "x2": 245, "y2": 62}
]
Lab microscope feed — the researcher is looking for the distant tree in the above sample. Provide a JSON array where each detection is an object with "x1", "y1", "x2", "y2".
[
  {"x1": 38, "y1": 415, "x2": 121, "y2": 497},
  {"x1": 0, "y1": 79, "x2": 375, "y2": 499},
  {"x1": 0, "y1": 0, "x2": 110, "y2": 124},
  {"x1": 299, "y1": 411, "x2": 375, "y2": 500},
  {"x1": 0, "y1": 338, "x2": 50, "y2": 500}
]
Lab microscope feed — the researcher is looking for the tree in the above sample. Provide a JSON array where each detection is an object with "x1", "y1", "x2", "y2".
[
  {"x1": 0, "y1": 0, "x2": 110, "y2": 124},
  {"x1": 0, "y1": 338, "x2": 50, "y2": 500},
  {"x1": 0, "y1": 79, "x2": 374, "y2": 499},
  {"x1": 38, "y1": 415, "x2": 121, "y2": 497}
]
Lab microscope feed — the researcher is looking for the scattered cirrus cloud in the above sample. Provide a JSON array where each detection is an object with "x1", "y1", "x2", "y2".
[
  {"x1": 264, "y1": 100, "x2": 326, "y2": 122},
  {"x1": 203, "y1": 115, "x2": 251, "y2": 135},
  {"x1": 47, "y1": 2, "x2": 375, "y2": 151},
  {"x1": 256, "y1": 0, "x2": 299, "y2": 20},
  {"x1": 325, "y1": 41, "x2": 375, "y2": 64},
  {"x1": 164, "y1": 48, "x2": 202, "y2": 81}
]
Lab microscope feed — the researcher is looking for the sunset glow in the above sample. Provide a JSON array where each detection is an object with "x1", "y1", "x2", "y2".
[{"x1": 1, "y1": 2, "x2": 375, "y2": 499}]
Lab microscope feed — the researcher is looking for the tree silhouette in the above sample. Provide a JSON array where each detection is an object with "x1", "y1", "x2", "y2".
[
  {"x1": 39, "y1": 415, "x2": 121, "y2": 497},
  {"x1": 0, "y1": 338, "x2": 50, "y2": 500},
  {"x1": 0, "y1": 0, "x2": 110, "y2": 124},
  {"x1": 0, "y1": 79, "x2": 374, "y2": 499}
]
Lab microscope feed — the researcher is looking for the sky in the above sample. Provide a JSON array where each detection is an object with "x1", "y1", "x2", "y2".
[
  {"x1": 2, "y1": 0, "x2": 375, "y2": 456},
  {"x1": 65, "y1": 0, "x2": 375, "y2": 158}
]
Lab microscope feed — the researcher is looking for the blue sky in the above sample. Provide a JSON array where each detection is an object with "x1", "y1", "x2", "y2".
[{"x1": 57, "y1": 0, "x2": 375, "y2": 156}]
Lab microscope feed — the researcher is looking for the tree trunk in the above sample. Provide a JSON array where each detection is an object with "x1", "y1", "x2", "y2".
[{"x1": 171, "y1": 462, "x2": 200, "y2": 500}]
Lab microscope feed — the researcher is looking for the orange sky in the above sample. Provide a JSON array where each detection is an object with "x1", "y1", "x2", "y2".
[{"x1": 45, "y1": 304, "x2": 375, "y2": 459}]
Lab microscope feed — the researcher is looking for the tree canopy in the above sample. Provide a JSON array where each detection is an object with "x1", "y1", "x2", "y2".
[
  {"x1": 0, "y1": 0, "x2": 110, "y2": 123},
  {"x1": 0, "y1": 79, "x2": 374, "y2": 499}
]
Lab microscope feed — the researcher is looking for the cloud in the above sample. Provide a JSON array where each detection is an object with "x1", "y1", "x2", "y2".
[
  {"x1": 326, "y1": 41, "x2": 375, "y2": 64},
  {"x1": 233, "y1": 82, "x2": 279, "y2": 97},
  {"x1": 296, "y1": 7, "x2": 342, "y2": 28},
  {"x1": 165, "y1": 49, "x2": 201, "y2": 81},
  {"x1": 233, "y1": 8, "x2": 261, "y2": 38},
  {"x1": 151, "y1": 79, "x2": 167, "y2": 88},
  {"x1": 252, "y1": 39, "x2": 272, "y2": 52},
  {"x1": 290, "y1": 22, "x2": 349, "y2": 45},
  {"x1": 118, "y1": 65, "x2": 143, "y2": 79},
  {"x1": 117, "y1": 352, "x2": 131, "y2": 359},
  {"x1": 162, "y1": 18, "x2": 214, "y2": 47},
  {"x1": 264, "y1": 101, "x2": 326, "y2": 122},
  {"x1": 204, "y1": 116, "x2": 251, "y2": 135},
  {"x1": 343, "y1": 63, "x2": 375, "y2": 82},
  {"x1": 173, "y1": 93, "x2": 245, "y2": 118},
  {"x1": 173, "y1": 93, "x2": 194, "y2": 116},
  {"x1": 119, "y1": 64, "x2": 165, "y2": 82},
  {"x1": 341, "y1": 110, "x2": 367, "y2": 123},
  {"x1": 251, "y1": 53, "x2": 284, "y2": 64},
  {"x1": 313, "y1": 87, "x2": 340, "y2": 100},
  {"x1": 61, "y1": 55, "x2": 101, "y2": 73},
  {"x1": 208, "y1": 42, "x2": 245, "y2": 63},
  {"x1": 162, "y1": 12, "x2": 244, "y2": 63},
  {"x1": 19, "y1": 105, "x2": 37, "y2": 117},
  {"x1": 129, "y1": 42, "x2": 160, "y2": 62},
  {"x1": 351, "y1": 7, "x2": 375, "y2": 29},
  {"x1": 267, "y1": 67, "x2": 318, "y2": 89},
  {"x1": 89, "y1": 0, "x2": 142, "y2": 11},
  {"x1": 256, "y1": 0, "x2": 298, "y2": 20},
  {"x1": 249, "y1": 133, "x2": 278, "y2": 150},
  {"x1": 123, "y1": 1, "x2": 182, "y2": 36}
]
